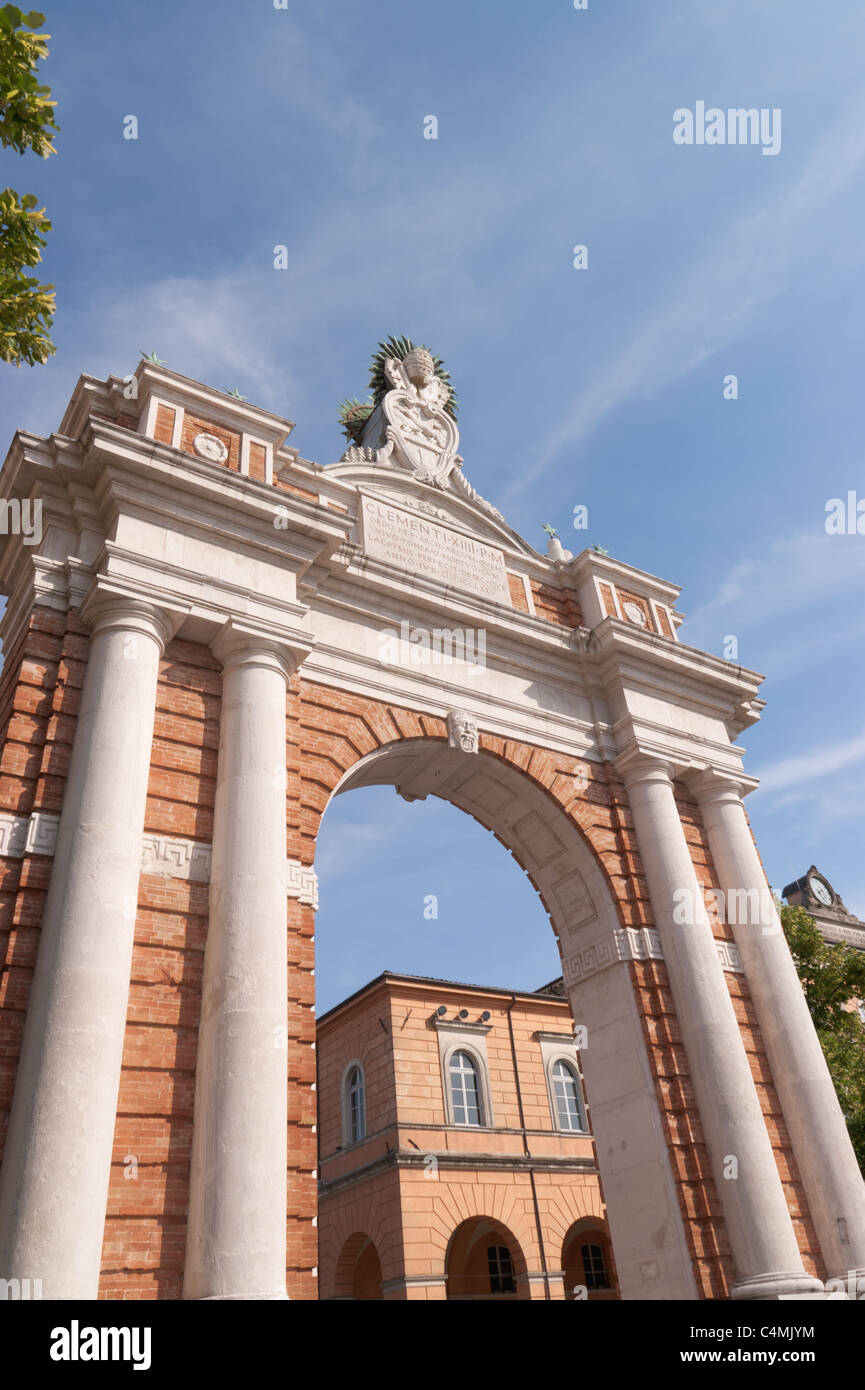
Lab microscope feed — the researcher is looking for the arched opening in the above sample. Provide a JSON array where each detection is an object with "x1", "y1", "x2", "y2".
[
  {"x1": 333, "y1": 1232, "x2": 384, "y2": 1300},
  {"x1": 562, "y1": 1218, "x2": 619, "y2": 1301},
  {"x1": 312, "y1": 734, "x2": 695, "y2": 1301},
  {"x1": 318, "y1": 738, "x2": 617, "y2": 994},
  {"x1": 314, "y1": 776, "x2": 557, "y2": 1014},
  {"x1": 445, "y1": 1217, "x2": 529, "y2": 1300}
]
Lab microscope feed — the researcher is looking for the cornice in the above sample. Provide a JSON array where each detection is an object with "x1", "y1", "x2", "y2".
[
  {"x1": 569, "y1": 548, "x2": 682, "y2": 608},
  {"x1": 129, "y1": 363, "x2": 298, "y2": 441},
  {"x1": 318, "y1": 1148, "x2": 598, "y2": 1199},
  {"x1": 587, "y1": 617, "x2": 766, "y2": 733}
]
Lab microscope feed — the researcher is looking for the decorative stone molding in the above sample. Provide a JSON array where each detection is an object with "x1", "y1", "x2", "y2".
[
  {"x1": 0, "y1": 811, "x2": 29, "y2": 858},
  {"x1": 614, "y1": 926, "x2": 663, "y2": 964},
  {"x1": 563, "y1": 925, "x2": 743, "y2": 985},
  {"x1": 0, "y1": 810, "x2": 60, "y2": 859},
  {"x1": 192, "y1": 432, "x2": 229, "y2": 464},
  {"x1": 715, "y1": 938, "x2": 744, "y2": 973},
  {"x1": 286, "y1": 859, "x2": 319, "y2": 909},
  {"x1": 141, "y1": 834, "x2": 212, "y2": 882},
  {"x1": 26, "y1": 810, "x2": 61, "y2": 856},
  {"x1": 562, "y1": 929, "x2": 623, "y2": 986},
  {"x1": 0, "y1": 819, "x2": 320, "y2": 911},
  {"x1": 446, "y1": 708, "x2": 478, "y2": 754}
]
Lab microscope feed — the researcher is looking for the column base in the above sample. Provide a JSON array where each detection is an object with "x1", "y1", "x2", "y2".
[{"x1": 731, "y1": 1271, "x2": 826, "y2": 1301}]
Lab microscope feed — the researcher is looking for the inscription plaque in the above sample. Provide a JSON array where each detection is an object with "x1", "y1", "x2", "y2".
[{"x1": 360, "y1": 496, "x2": 511, "y2": 606}]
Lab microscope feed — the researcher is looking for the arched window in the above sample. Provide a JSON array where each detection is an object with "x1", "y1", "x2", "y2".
[
  {"x1": 345, "y1": 1064, "x2": 366, "y2": 1145},
  {"x1": 580, "y1": 1241, "x2": 611, "y2": 1290},
  {"x1": 551, "y1": 1058, "x2": 586, "y2": 1132},
  {"x1": 449, "y1": 1050, "x2": 483, "y2": 1126}
]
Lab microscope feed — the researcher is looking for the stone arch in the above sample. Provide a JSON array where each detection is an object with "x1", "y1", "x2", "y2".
[
  {"x1": 562, "y1": 1217, "x2": 618, "y2": 1300},
  {"x1": 333, "y1": 1231, "x2": 383, "y2": 1301},
  {"x1": 423, "y1": 1170, "x2": 542, "y2": 1277},
  {"x1": 295, "y1": 684, "x2": 705, "y2": 1299},
  {"x1": 318, "y1": 733, "x2": 624, "y2": 960},
  {"x1": 535, "y1": 1176, "x2": 607, "y2": 1258},
  {"x1": 316, "y1": 1181, "x2": 399, "y2": 1300},
  {"x1": 445, "y1": 1216, "x2": 530, "y2": 1300}
]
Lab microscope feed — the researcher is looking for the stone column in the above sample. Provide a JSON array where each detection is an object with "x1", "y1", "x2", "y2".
[
  {"x1": 620, "y1": 756, "x2": 824, "y2": 1300},
  {"x1": 693, "y1": 772, "x2": 865, "y2": 1285},
  {"x1": 184, "y1": 624, "x2": 298, "y2": 1300},
  {"x1": 0, "y1": 597, "x2": 174, "y2": 1298}
]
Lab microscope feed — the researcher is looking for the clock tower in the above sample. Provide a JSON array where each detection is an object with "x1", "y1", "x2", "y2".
[{"x1": 783, "y1": 867, "x2": 865, "y2": 952}]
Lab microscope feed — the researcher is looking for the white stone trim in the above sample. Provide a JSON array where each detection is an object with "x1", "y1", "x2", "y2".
[
  {"x1": 563, "y1": 924, "x2": 742, "y2": 985},
  {"x1": 142, "y1": 393, "x2": 162, "y2": 439},
  {"x1": 0, "y1": 810, "x2": 60, "y2": 859},
  {"x1": 286, "y1": 859, "x2": 319, "y2": 909},
  {"x1": 0, "y1": 817, "x2": 320, "y2": 907},
  {"x1": 141, "y1": 833, "x2": 212, "y2": 882},
  {"x1": 0, "y1": 811, "x2": 29, "y2": 857},
  {"x1": 26, "y1": 810, "x2": 61, "y2": 856},
  {"x1": 715, "y1": 939, "x2": 744, "y2": 973},
  {"x1": 521, "y1": 573, "x2": 534, "y2": 615}
]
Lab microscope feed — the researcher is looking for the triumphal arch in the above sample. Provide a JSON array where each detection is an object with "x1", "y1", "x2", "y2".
[{"x1": 0, "y1": 341, "x2": 862, "y2": 1301}]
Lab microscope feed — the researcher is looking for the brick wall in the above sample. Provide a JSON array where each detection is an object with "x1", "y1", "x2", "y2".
[
  {"x1": 292, "y1": 682, "x2": 742, "y2": 1297},
  {"x1": 0, "y1": 623, "x2": 825, "y2": 1300},
  {"x1": 98, "y1": 638, "x2": 220, "y2": 1299},
  {"x1": 0, "y1": 608, "x2": 87, "y2": 1171}
]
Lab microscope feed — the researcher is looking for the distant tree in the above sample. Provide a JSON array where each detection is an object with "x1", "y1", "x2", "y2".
[
  {"x1": 782, "y1": 904, "x2": 865, "y2": 1172},
  {"x1": 0, "y1": 5, "x2": 59, "y2": 366}
]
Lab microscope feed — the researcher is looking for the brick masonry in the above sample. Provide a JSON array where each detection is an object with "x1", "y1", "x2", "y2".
[{"x1": 0, "y1": 621, "x2": 824, "y2": 1299}]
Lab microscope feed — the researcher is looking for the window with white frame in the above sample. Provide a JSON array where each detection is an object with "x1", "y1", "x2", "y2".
[
  {"x1": 449, "y1": 1049, "x2": 483, "y2": 1126},
  {"x1": 487, "y1": 1244, "x2": 516, "y2": 1294},
  {"x1": 550, "y1": 1057, "x2": 587, "y2": 1132},
  {"x1": 345, "y1": 1063, "x2": 366, "y2": 1145}
]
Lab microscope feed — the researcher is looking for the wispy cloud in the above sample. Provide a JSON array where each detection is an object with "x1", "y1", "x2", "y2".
[
  {"x1": 680, "y1": 530, "x2": 865, "y2": 674},
  {"x1": 754, "y1": 727, "x2": 865, "y2": 795},
  {"x1": 503, "y1": 96, "x2": 865, "y2": 500}
]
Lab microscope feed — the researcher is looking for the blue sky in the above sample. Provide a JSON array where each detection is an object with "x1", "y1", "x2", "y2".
[{"x1": 2, "y1": 1, "x2": 864, "y2": 1011}]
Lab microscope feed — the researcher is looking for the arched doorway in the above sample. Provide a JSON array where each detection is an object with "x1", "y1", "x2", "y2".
[
  {"x1": 562, "y1": 1218, "x2": 619, "y2": 1301},
  {"x1": 446, "y1": 1218, "x2": 529, "y2": 1300},
  {"x1": 333, "y1": 1232, "x2": 384, "y2": 1300}
]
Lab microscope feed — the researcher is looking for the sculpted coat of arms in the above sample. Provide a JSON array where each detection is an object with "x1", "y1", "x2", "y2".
[
  {"x1": 338, "y1": 338, "x2": 505, "y2": 521},
  {"x1": 376, "y1": 347, "x2": 460, "y2": 487}
]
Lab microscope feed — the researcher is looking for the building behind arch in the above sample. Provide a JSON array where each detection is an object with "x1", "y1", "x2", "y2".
[{"x1": 317, "y1": 971, "x2": 618, "y2": 1300}]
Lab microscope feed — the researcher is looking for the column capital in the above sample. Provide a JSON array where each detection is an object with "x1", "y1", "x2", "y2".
[
  {"x1": 614, "y1": 749, "x2": 676, "y2": 790},
  {"x1": 686, "y1": 766, "x2": 755, "y2": 807},
  {"x1": 210, "y1": 619, "x2": 313, "y2": 679},
  {"x1": 80, "y1": 586, "x2": 187, "y2": 653}
]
